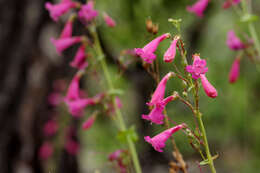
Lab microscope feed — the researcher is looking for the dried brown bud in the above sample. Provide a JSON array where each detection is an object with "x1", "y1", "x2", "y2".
[
  {"x1": 152, "y1": 23, "x2": 159, "y2": 35},
  {"x1": 146, "y1": 18, "x2": 153, "y2": 33}
]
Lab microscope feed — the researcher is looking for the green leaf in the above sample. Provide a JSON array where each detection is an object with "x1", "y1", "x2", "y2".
[
  {"x1": 117, "y1": 126, "x2": 138, "y2": 144},
  {"x1": 240, "y1": 14, "x2": 259, "y2": 23}
]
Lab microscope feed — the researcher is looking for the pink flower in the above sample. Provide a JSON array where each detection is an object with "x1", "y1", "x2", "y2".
[
  {"x1": 70, "y1": 45, "x2": 88, "y2": 69},
  {"x1": 45, "y1": 0, "x2": 76, "y2": 22},
  {"x1": 142, "y1": 96, "x2": 175, "y2": 124},
  {"x1": 144, "y1": 124, "x2": 185, "y2": 152},
  {"x1": 51, "y1": 36, "x2": 82, "y2": 55},
  {"x1": 65, "y1": 139, "x2": 79, "y2": 155},
  {"x1": 48, "y1": 92, "x2": 63, "y2": 106},
  {"x1": 223, "y1": 0, "x2": 240, "y2": 9},
  {"x1": 226, "y1": 30, "x2": 245, "y2": 50},
  {"x1": 164, "y1": 36, "x2": 179, "y2": 63},
  {"x1": 200, "y1": 74, "x2": 218, "y2": 98},
  {"x1": 103, "y1": 12, "x2": 116, "y2": 27},
  {"x1": 65, "y1": 98, "x2": 95, "y2": 117},
  {"x1": 135, "y1": 33, "x2": 171, "y2": 63},
  {"x1": 187, "y1": 0, "x2": 210, "y2": 18},
  {"x1": 60, "y1": 19, "x2": 73, "y2": 38},
  {"x1": 186, "y1": 54, "x2": 208, "y2": 79},
  {"x1": 78, "y1": 0, "x2": 98, "y2": 24},
  {"x1": 43, "y1": 119, "x2": 58, "y2": 137},
  {"x1": 147, "y1": 72, "x2": 174, "y2": 106},
  {"x1": 65, "y1": 74, "x2": 81, "y2": 100},
  {"x1": 38, "y1": 142, "x2": 53, "y2": 160},
  {"x1": 229, "y1": 58, "x2": 240, "y2": 83},
  {"x1": 82, "y1": 114, "x2": 97, "y2": 130}
]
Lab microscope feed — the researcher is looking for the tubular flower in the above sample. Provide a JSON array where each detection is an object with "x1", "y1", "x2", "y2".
[
  {"x1": 229, "y1": 58, "x2": 240, "y2": 83},
  {"x1": 82, "y1": 114, "x2": 97, "y2": 130},
  {"x1": 144, "y1": 124, "x2": 185, "y2": 152},
  {"x1": 135, "y1": 33, "x2": 171, "y2": 63},
  {"x1": 200, "y1": 74, "x2": 218, "y2": 98},
  {"x1": 78, "y1": 0, "x2": 98, "y2": 24},
  {"x1": 65, "y1": 74, "x2": 81, "y2": 100},
  {"x1": 70, "y1": 45, "x2": 88, "y2": 69},
  {"x1": 51, "y1": 36, "x2": 82, "y2": 55},
  {"x1": 187, "y1": 0, "x2": 210, "y2": 18},
  {"x1": 226, "y1": 30, "x2": 245, "y2": 50},
  {"x1": 65, "y1": 98, "x2": 96, "y2": 117},
  {"x1": 223, "y1": 0, "x2": 240, "y2": 9},
  {"x1": 43, "y1": 120, "x2": 58, "y2": 137},
  {"x1": 45, "y1": 0, "x2": 77, "y2": 22},
  {"x1": 103, "y1": 12, "x2": 116, "y2": 27},
  {"x1": 164, "y1": 36, "x2": 179, "y2": 63},
  {"x1": 147, "y1": 72, "x2": 174, "y2": 106},
  {"x1": 186, "y1": 54, "x2": 208, "y2": 79},
  {"x1": 38, "y1": 142, "x2": 53, "y2": 160},
  {"x1": 60, "y1": 19, "x2": 73, "y2": 38},
  {"x1": 142, "y1": 96, "x2": 175, "y2": 124}
]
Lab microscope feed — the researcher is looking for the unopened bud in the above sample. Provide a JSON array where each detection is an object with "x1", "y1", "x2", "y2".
[
  {"x1": 152, "y1": 24, "x2": 159, "y2": 35},
  {"x1": 146, "y1": 18, "x2": 153, "y2": 33},
  {"x1": 182, "y1": 91, "x2": 188, "y2": 97}
]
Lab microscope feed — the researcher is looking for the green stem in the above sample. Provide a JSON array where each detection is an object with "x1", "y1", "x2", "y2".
[{"x1": 90, "y1": 26, "x2": 142, "y2": 173}]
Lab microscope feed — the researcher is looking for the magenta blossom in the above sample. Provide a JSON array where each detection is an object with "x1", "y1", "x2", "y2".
[
  {"x1": 60, "y1": 19, "x2": 73, "y2": 38},
  {"x1": 65, "y1": 74, "x2": 81, "y2": 100},
  {"x1": 51, "y1": 36, "x2": 82, "y2": 55},
  {"x1": 82, "y1": 114, "x2": 97, "y2": 130},
  {"x1": 187, "y1": 0, "x2": 209, "y2": 18},
  {"x1": 135, "y1": 33, "x2": 171, "y2": 63},
  {"x1": 45, "y1": 0, "x2": 77, "y2": 22},
  {"x1": 223, "y1": 0, "x2": 240, "y2": 9},
  {"x1": 147, "y1": 72, "x2": 174, "y2": 106},
  {"x1": 103, "y1": 12, "x2": 116, "y2": 27},
  {"x1": 144, "y1": 124, "x2": 186, "y2": 152},
  {"x1": 142, "y1": 96, "x2": 175, "y2": 124},
  {"x1": 164, "y1": 36, "x2": 179, "y2": 63},
  {"x1": 48, "y1": 92, "x2": 63, "y2": 106},
  {"x1": 200, "y1": 74, "x2": 218, "y2": 98},
  {"x1": 78, "y1": 0, "x2": 98, "y2": 24},
  {"x1": 186, "y1": 54, "x2": 208, "y2": 79},
  {"x1": 229, "y1": 58, "x2": 240, "y2": 83},
  {"x1": 43, "y1": 119, "x2": 58, "y2": 137},
  {"x1": 65, "y1": 98, "x2": 95, "y2": 117},
  {"x1": 70, "y1": 45, "x2": 88, "y2": 69},
  {"x1": 226, "y1": 30, "x2": 245, "y2": 50},
  {"x1": 108, "y1": 150, "x2": 127, "y2": 173},
  {"x1": 38, "y1": 142, "x2": 53, "y2": 160},
  {"x1": 65, "y1": 139, "x2": 79, "y2": 155}
]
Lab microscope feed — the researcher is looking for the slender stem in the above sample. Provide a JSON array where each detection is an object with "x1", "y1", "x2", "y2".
[
  {"x1": 194, "y1": 81, "x2": 216, "y2": 173},
  {"x1": 90, "y1": 26, "x2": 142, "y2": 173}
]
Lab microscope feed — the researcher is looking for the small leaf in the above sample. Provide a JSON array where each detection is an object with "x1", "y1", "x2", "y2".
[
  {"x1": 117, "y1": 126, "x2": 138, "y2": 143},
  {"x1": 240, "y1": 14, "x2": 259, "y2": 23}
]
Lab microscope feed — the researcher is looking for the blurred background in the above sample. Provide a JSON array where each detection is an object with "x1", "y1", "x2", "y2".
[{"x1": 1, "y1": 0, "x2": 260, "y2": 173}]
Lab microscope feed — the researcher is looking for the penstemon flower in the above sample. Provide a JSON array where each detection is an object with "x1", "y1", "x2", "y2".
[
  {"x1": 142, "y1": 95, "x2": 175, "y2": 124},
  {"x1": 103, "y1": 12, "x2": 116, "y2": 28},
  {"x1": 38, "y1": 142, "x2": 53, "y2": 160},
  {"x1": 45, "y1": 0, "x2": 77, "y2": 22},
  {"x1": 135, "y1": 33, "x2": 171, "y2": 63},
  {"x1": 70, "y1": 45, "x2": 88, "y2": 69},
  {"x1": 186, "y1": 54, "x2": 208, "y2": 80},
  {"x1": 229, "y1": 58, "x2": 240, "y2": 83},
  {"x1": 108, "y1": 150, "x2": 128, "y2": 173},
  {"x1": 226, "y1": 30, "x2": 245, "y2": 51},
  {"x1": 51, "y1": 37, "x2": 82, "y2": 55},
  {"x1": 82, "y1": 114, "x2": 97, "y2": 130},
  {"x1": 147, "y1": 72, "x2": 174, "y2": 106},
  {"x1": 144, "y1": 124, "x2": 186, "y2": 152},
  {"x1": 43, "y1": 119, "x2": 58, "y2": 137},
  {"x1": 164, "y1": 36, "x2": 179, "y2": 63},
  {"x1": 78, "y1": 0, "x2": 98, "y2": 24},
  {"x1": 187, "y1": 0, "x2": 210, "y2": 18},
  {"x1": 200, "y1": 74, "x2": 218, "y2": 98}
]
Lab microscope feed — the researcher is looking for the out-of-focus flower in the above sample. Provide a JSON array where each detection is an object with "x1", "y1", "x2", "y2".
[
  {"x1": 65, "y1": 98, "x2": 95, "y2": 117},
  {"x1": 82, "y1": 114, "x2": 97, "y2": 130},
  {"x1": 70, "y1": 45, "x2": 88, "y2": 69},
  {"x1": 223, "y1": 0, "x2": 241, "y2": 9},
  {"x1": 135, "y1": 33, "x2": 171, "y2": 63},
  {"x1": 187, "y1": 0, "x2": 210, "y2": 18},
  {"x1": 43, "y1": 119, "x2": 58, "y2": 137},
  {"x1": 186, "y1": 54, "x2": 208, "y2": 79},
  {"x1": 147, "y1": 72, "x2": 174, "y2": 106},
  {"x1": 103, "y1": 12, "x2": 116, "y2": 27},
  {"x1": 78, "y1": 0, "x2": 98, "y2": 24},
  {"x1": 51, "y1": 37, "x2": 82, "y2": 55},
  {"x1": 144, "y1": 124, "x2": 185, "y2": 152},
  {"x1": 229, "y1": 58, "x2": 240, "y2": 83},
  {"x1": 60, "y1": 19, "x2": 73, "y2": 38},
  {"x1": 65, "y1": 139, "x2": 79, "y2": 155},
  {"x1": 48, "y1": 92, "x2": 63, "y2": 106},
  {"x1": 226, "y1": 30, "x2": 245, "y2": 51},
  {"x1": 200, "y1": 74, "x2": 218, "y2": 98},
  {"x1": 65, "y1": 74, "x2": 81, "y2": 100},
  {"x1": 108, "y1": 150, "x2": 128, "y2": 173},
  {"x1": 164, "y1": 36, "x2": 179, "y2": 63},
  {"x1": 45, "y1": 0, "x2": 77, "y2": 22},
  {"x1": 142, "y1": 95, "x2": 175, "y2": 124},
  {"x1": 38, "y1": 142, "x2": 53, "y2": 160}
]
